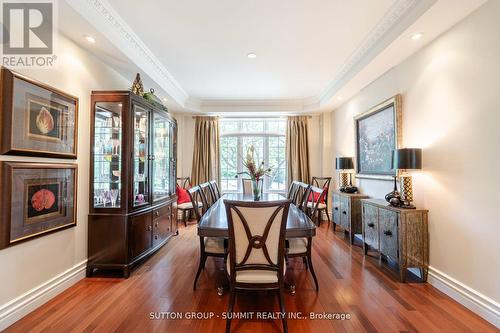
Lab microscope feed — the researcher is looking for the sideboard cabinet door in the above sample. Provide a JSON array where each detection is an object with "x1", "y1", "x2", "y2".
[
  {"x1": 379, "y1": 209, "x2": 399, "y2": 260},
  {"x1": 363, "y1": 203, "x2": 379, "y2": 252},
  {"x1": 332, "y1": 193, "x2": 341, "y2": 225}
]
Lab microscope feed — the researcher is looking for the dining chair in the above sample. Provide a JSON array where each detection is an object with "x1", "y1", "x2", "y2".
[
  {"x1": 200, "y1": 182, "x2": 217, "y2": 207},
  {"x1": 189, "y1": 185, "x2": 227, "y2": 290},
  {"x1": 286, "y1": 236, "x2": 319, "y2": 292},
  {"x1": 305, "y1": 185, "x2": 328, "y2": 226},
  {"x1": 293, "y1": 182, "x2": 310, "y2": 211},
  {"x1": 286, "y1": 181, "x2": 300, "y2": 202},
  {"x1": 241, "y1": 178, "x2": 263, "y2": 195},
  {"x1": 224, "y1": 199, "x2": 291, "y2": 333},
  {"x1": 177, "y1": 177, "x2": 196, "y2": 226},
  {"x1": 310, "y1": 177, "x2": 332, "y2": 224},
  {"x1": 209, "y1": 180, "x2": 222, "y2": 201}
]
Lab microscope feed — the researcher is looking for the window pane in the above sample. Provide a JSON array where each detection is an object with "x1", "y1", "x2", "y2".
[{"x1": 219, "y1": 118, "x2": 287, "y2": 193}]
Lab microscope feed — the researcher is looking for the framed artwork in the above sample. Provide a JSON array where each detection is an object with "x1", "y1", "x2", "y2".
[
  {"x1": 0, "y1": 162, "x2": 77, "y2": 249},
  {"x1": 354, "y1": 95, "x2": 402, "y2": 180},
  {"x1": 0, "y1": 67, "x2": 78, "y2": 158}
]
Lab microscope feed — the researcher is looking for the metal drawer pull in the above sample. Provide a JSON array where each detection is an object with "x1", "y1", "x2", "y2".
[
  {"x1": 367, "y1": 223, "x2": 375, "y2": 228},
  {"x1": 334, "y1": 207, "x2": 339, "y2": 211},
  {"x1": 147, "y1": 225, "x2": 152, "y2": 231},
  {"x1": 154, "y1": 235, "x2": 158, "y2": 240},
  {"x1": 155, "y1": 211, "x2": 160, "y2": 217},
  {"x1": 384, "y1": 230, "x2": 393, "y2": 236},
  {"x1": 155, "y1": 222, "x2": 159, "y2": 227},
  {"x1": 342, "y1": 211, "x2": 347, "y2": 215}
]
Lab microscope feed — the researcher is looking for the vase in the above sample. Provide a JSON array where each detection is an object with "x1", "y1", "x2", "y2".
[{"x1": 252, "y1": 179, "x2": 261, "y2": 201}]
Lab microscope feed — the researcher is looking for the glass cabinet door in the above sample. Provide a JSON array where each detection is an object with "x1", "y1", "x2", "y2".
[
  {"x1": 133, "y1": 104, "x2": 150, "y2": 207},
  {"x1": 93, "y1": 102, "x2": 122, "y2": 208},
  {"x1": 152, "y1": 112, "x2": 170, "y2": 202}
]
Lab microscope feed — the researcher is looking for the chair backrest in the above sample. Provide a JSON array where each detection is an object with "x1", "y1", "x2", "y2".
[
  {"x1": 177, "y1": 177, "x2": 191, "y2": 189},
  {"x1": 287, "y1": 181, "x2": 300, "y2": 201},
  {"x1": 305, "y1": 185, "x2": 327, "y2": 217},
  {"x1": 209, "y1": 180, "x2": 221, "y2": 200},
  {"x1": 241, "y1": 178, "x2": 263, "y2": 195},
  {"x1": 294, "y1": 182, "x2": 310, "y2": 210},
  {"x1": 225, "y1": 199, "x2": 291, "y2": 285},
  {"x1": 200, "y1": 182, "x2": 216, "y2": 207},
  {"x1": 187, "y1": 185, "x2": 209, "y2": 222},
  {"x1": 311, "y1": 177, "x2": 331, "y2": 190}
]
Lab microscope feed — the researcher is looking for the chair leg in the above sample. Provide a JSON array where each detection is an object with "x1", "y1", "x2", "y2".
[
  {"x1": 278, "y1": 286, "x2": 288, "y2": 333},
  {"x1": 183, "y1": 210, "x2": 187, "y2": 227},
  {"x1": 302, "y1": 256, "x2": 308, "y2": 269},
  {"x1": 193, "y1": 238, "x2": 206, "y2": 290},
  {"x1": 226, "y1": 288, "x2": 236, "y2": 333},
  {"x1": 307, "y1": 252, "x2": 319, "y2": 292},
  {"x1": 325, "y1": 208, "x2": 330, "y2": 224}
]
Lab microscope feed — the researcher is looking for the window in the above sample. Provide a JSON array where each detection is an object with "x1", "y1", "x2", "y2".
[{"x1": 220, "y1": 118, "x2": 287, "y2": 193}]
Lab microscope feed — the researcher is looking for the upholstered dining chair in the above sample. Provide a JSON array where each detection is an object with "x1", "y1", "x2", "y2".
[
  {"x1": 305, "y1": 185, "x2": 328, "y2": 226},
  {"x1": 209, "y1": 180, "x2": 222, "y2": 201},
  {"x1": 189, "y1": 185, "x2": 227, "y2": 290},
  {"x1": 286, "y1": 236, "x2": 319, "y2": 292},
  {"x1": 241, "y1": 178, "x2": 263, "y2": 195},
  {"x1": 176, "y1": 177, "x2": 198, "y2": 226},
  {"x1": 224, "y1": 199, "x2": 291, "y2": 333},
  {"x1": 310, "y1": 177, "x2": 332, "y2": 224}
]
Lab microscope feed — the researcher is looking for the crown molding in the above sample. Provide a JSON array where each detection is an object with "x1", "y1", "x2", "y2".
[
  {"x1": 318, "y1": 0, "x2": 436, "y2": 107},
  {"x1": 65, "y1": 0, "x2": 189, "y2": 106},
  {"x1": 67, "y1": 0, "x2": 435, "y2": 114}
]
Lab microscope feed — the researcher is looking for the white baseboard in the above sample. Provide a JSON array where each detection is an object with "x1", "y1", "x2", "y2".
[
  {"x1": 0, "y1": 260, "x2": 87, "y2": 331},
  {"x1": 428, "y1": 266, "x2": 500, "y2": 328}
]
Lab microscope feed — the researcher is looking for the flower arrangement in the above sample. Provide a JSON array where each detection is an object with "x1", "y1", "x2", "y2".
[{"x1": 236, "y1": 146, "x2": 272, "y2": 200}]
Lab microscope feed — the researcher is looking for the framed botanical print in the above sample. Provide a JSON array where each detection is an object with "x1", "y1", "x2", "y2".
[
  {"x1": 354, "y1": 95, "x2": 402, "y2": 180},
  {"x1": 0, "y1": 67, "x2": 78, "y2": 158},
  {"x1": 0, "y1": 162, "x2": 77, "y2": 249}
]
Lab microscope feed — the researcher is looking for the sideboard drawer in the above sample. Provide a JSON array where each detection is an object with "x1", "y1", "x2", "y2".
[
  {"x1": 363, "y1": 203, "x2": 379, "y2": 249},
  {"x1": 379, "y1": 209, "x2": 399, "y2": 260}
]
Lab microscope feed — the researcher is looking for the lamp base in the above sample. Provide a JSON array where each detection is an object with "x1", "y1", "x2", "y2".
[{"x1": 343, "y1": 186, "x2": 358, "y2": 194}]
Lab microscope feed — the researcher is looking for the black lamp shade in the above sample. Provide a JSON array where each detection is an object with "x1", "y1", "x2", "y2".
[
  {"x1": 392, "y1": 148, "x2": 422, "y2": 170},
  {"x1": 336, "y1": 157, "x2": 354, "y2": 170}
]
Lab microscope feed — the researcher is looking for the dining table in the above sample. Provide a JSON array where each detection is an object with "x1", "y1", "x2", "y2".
[
  {"x1": 197, "y1": 192, "x2": 317, "y2": 295},
  {"x1": 197, "y1": 192, "x2": 316, "y2": 239}
]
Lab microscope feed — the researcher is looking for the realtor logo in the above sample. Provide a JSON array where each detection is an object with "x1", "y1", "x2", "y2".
[{"x1": 1, "y1": 0, "x2": 57, "y2": 68}]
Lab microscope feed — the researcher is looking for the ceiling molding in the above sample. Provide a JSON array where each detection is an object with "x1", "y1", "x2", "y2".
[
  {"x1": 66, "y1": 0, "x2": 436, "y2": 114},
  {"x1": 318, "y1": 0, "x2": 436, "y2": 107},
  {"x1": 65, "y1": 0, "x2": 189, "y2": 106}
]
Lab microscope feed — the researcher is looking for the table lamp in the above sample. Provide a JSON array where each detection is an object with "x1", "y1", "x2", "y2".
[
  {"x1": 392, "y1": 148, "x2": 422, "y2": 209},
  {"x1": 335, "y1": 157, "x2": 357, "y2": 193}
]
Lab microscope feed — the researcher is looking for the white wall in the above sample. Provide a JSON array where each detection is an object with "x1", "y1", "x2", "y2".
[
  {"x1": 172, "y1": 113, "x2": 195, "y2": 179},
  {"x1": 331, "y1": 0, "x2": 500, "y2": 323},
  {"x1": 0, "y1": 33, "x2": 129, "y2": 328}
]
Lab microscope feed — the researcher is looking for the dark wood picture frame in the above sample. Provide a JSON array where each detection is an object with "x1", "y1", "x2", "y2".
[
  {"x1": 0, "y1": 67, "x2": 79, "y2": 158},
  {"x1": 0, "y1": 162, "x2": 78, "y2": 250},
  {"x1": 354, "y1": 94, "x2": 402, "y2": 180}
]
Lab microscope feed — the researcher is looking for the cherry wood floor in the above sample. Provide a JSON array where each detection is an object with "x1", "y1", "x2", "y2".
[{"x1": 4, "y1": 221, "x2": 497, "y2": 333}]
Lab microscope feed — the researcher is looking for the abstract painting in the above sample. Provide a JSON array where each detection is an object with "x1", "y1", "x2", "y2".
[{"x1": 355, "y1": 95, "x2": 402, "y2": 179}]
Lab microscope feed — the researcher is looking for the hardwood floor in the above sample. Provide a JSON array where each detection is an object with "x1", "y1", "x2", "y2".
[{"x1": 4, "y1": 222, "x2": 497, "y2": 333}]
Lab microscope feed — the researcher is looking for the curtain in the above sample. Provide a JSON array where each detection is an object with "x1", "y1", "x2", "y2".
[
  {"x1": 286, "y1": 116, "x2": 310, "y2": 185},
  {"x1": 191, "y1": 116, "x2": 220, "y2": 185}
]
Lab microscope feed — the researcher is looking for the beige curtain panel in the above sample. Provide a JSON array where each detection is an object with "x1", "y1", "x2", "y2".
[
  {"x1": 286, "y1": 116, "x2": 310, "y2": 185},
  {"x1": 191, "y1": 116, "x2": 220, "y2": 185}
]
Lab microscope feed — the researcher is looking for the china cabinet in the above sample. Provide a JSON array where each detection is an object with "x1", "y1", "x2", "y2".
[{"x1": 87, "y1": 91, "x2": 177, "y2": 278}]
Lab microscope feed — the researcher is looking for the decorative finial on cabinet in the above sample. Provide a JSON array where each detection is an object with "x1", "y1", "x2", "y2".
[{"x1": 131, "y1": 73, "x2": 144, "y2": 96}]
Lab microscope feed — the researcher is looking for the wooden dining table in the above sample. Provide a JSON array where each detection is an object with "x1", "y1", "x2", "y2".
[
  {"x1": 197, "y1": 193, "x2": 316, "y2": 239},
  {"x1": 197, "y1": 192, "x2": 317, "y2": 295}
]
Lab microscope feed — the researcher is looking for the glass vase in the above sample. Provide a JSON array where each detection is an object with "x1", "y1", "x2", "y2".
[{"x1": 252, "y1": 179, "x2": 261, "y2": 201}]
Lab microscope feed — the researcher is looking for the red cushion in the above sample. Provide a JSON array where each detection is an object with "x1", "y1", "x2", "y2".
[
  {"x1": 176, "y1": 184, "x2": 191, "y2": 204},
  {"x1": 308, "y1": 187, "x2": 327, "y2": 203}
]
